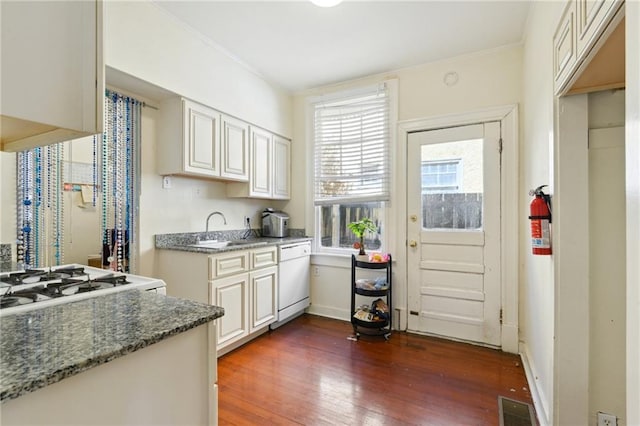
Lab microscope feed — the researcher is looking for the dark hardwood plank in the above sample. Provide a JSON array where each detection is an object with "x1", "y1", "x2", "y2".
[{"x1": 218, "y1": 314, "x2": 533, "y2": 425}]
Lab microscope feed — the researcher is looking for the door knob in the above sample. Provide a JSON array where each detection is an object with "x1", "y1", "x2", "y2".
[
  {"x1": 410, "y1": 214, "x2": 418, "y2": 222},
  {"x1": 409, "y1": 240, "x2": 417, "y2": 248}
]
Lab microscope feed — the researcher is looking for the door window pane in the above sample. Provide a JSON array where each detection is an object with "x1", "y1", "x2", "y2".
[{"x1": 421, "y1": 139, "x2": 483, "y2": 230}]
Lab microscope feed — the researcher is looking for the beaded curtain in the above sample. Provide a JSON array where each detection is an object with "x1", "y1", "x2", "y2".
[
  {"x1": 16, "y1": 145, "x2": 64, "y2": 267},
  {"x1": 100, "y1": 90, "x2": 141, "y2": 273},
  {"x1": 16, "y1": 90, "x2": 141, "y2": 271}
]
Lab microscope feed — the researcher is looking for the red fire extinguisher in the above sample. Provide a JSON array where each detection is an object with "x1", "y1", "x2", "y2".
[{"x1": 529, "y1": 185, "x2": 552, "y2": 255}]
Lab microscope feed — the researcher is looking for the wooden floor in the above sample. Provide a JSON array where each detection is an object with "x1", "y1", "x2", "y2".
[{"x1": 218, "y1": 314, "x2": 533, "y2": 425}]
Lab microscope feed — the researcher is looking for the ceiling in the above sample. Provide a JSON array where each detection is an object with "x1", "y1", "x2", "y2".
[{"x1": 151, "y1": 0, "x2": 532, "y2": 93}]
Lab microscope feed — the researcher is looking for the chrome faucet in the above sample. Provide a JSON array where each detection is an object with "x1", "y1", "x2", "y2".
[{"x1": 205, "y1": 211, "x2": 227, "y2": 232}]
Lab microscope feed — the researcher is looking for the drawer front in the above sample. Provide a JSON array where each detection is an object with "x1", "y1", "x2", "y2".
[
  {"x1": 209, "y1": 251, "x2": 249, "y2": 279},
  {"x1": 251, "y1": 246, "x2": 278, "y2": 269}
]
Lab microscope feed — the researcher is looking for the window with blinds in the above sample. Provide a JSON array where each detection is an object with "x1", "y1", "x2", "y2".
[
  {"x1": 311, "y1": 83, "x2": 391, "y2": 252},
  {"x1": 313, "y1": 83, "x2": 390, "y2": 205}
]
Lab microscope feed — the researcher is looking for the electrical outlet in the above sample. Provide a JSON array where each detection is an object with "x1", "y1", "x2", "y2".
[
  {"x1": 162, "y1": 176, "x2": 172, "y2": 189},
  {"x1": 313, "y1": 266, "x2": 320, "y2": 276},
  {"x1": 597, "y1": 412, "x2": 617, "y2": 426}
]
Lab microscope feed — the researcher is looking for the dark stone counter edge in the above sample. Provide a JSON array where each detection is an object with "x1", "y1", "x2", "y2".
[
  {"x1": 156, "y1": 236, "x2": 312, "y2": 254},
  {"x1": 0, "y1": 306, "x2": 224, "y2": 403}
]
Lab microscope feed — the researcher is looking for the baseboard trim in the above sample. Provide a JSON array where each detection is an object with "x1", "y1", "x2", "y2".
[
  {"x1": 307, "y1": 304, "x2": 349, "y2": 322},
  {"x1": 519, "y1": 342, "x2": 550, "y2": 426}
]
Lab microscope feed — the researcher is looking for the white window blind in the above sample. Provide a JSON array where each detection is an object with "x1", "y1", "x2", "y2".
[{"x1": 313, "y1": 83, "x2": 390, "y2": 205}]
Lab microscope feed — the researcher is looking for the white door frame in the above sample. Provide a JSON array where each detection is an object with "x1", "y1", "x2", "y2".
[{"x1": 397, "y1": 104, "x2": 519, "y2": 352}]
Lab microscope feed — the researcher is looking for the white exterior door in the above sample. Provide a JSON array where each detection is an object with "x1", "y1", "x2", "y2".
[{"x1": 407, "y1": 122, "x2": 502, "y2": 346}]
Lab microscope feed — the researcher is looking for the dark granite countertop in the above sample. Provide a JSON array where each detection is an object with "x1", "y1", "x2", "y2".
[
  {"x1": 155, "y1": 230, "x2": 311, "y2": 254},
  {"x1": 0, "y1": 291, "x2": 224, "y2": 402}
]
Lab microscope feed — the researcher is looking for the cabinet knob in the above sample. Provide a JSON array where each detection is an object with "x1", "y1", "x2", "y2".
[{"x1": 409, "y1": 240, "x2": 417, "y2": 248}]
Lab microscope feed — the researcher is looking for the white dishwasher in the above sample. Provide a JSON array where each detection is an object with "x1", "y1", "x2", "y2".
[{"x1": 270, "y1": 241, "x2": 311, "y2": 329}]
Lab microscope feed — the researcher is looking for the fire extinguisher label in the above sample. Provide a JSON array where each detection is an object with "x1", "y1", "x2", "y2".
[{"x1": 531, "y1": 219, "x2": 551, "y2": 249}]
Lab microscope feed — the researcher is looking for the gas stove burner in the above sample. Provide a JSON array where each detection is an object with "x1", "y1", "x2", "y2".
[
  {"x1": 92, "y1": 274, "x2": 130, "y2": 285},
  {"x1": 0, "y1": 267, "x2": 88, "y2": 286},
  {"x1": 50, "y1": 266, "x2": 86, "y2": 277},
  {"x1": 0, "y1": 296, "x2": 33, "y2": 308},
  {"x1": 0, "y1": 263, "x2": 166, "y2": 316},
  {"x1": 61, "y1": 281, "x2": 115, "y2": 296},
  {"x1": 42, "y1": 279, "x2": 85, "y2": 297},
  {"x1": 0, "y1": 289, "x2": 53, "y2": 309},
  {"x1": 58, "y1": 274, "x2": 130, "y2": 295}
]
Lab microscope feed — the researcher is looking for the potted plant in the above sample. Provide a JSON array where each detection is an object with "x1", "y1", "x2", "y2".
[{"x1": 347, "y1": 217, "x2": 377, "y2": 256}]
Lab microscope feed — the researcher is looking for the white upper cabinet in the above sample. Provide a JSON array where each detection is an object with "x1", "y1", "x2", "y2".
[
  {"x1": 248, "y1": 126, "x2": 273, "y2": 198},
  {"x1": 0, "y1": 0, "x2": 104, "y2": 152},
  {"x1": 227, "y1": 127, "x2": 291, "y2": 200},
  {"x1": 272, "y1": 135, "x2": 291, "y2": 200},
  {"x1": 158, "y1": 98, "x2": 249, "y2": 182},
  {"x1": 553, "y1": 1, "x2": 577, "y2": 93},
  {"x1": 553, "y1": 0, "x2": 624, "y2": 95},
  {"x1": 220, "y1": 115, "x2": 250, "y2": 181},
  {"x1": 576, "y1": 0, "x2": 623, "y2": 57}
]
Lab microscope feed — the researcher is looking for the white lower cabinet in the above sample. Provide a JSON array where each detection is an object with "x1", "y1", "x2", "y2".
[
  {"x1": 211, "y1": 273, "x2": 250, "y2": 347},
  {"x1": 250, "y1": 266, "x2": 277, "y2": 332},
  {"x1": 209, "y1": 246, "x2": 278, "y2": 354},
  {"x1": 157, "y1": 246, "x2": 278, "y2": 356}
]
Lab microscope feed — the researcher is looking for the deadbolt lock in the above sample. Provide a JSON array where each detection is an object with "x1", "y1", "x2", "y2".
[{"x1": 410, "y1": 214, "x2": 417, "y2": 222}]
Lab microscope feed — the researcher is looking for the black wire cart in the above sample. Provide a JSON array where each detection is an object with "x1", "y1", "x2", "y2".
[{"x1": 350, "y1": 254, "x2": 392, "y2": 340}]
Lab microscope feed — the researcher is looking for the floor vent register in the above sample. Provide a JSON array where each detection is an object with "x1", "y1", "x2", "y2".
[{"x1": 498, "y1": 396, "x2": 536, "y2": 426}]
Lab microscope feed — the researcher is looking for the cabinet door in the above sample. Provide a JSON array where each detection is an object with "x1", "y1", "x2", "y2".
[
  {"x1": 183, "y1": 100, "x2": 220, "y2": 177},
  {"x1": 272, "y1": 136, "x2": 291, "y2": 200},
  {"x1": 576, "y1": 0, "x2": 622, "y2": 57},
  {"x1": 250, "y1": 266, "x2": 278, "y2": 332},
  {"x1": 220, "y1": 114, "x2": 249, "y2": 181},
  {"x1": 1, "y1": 0, "x2": 103, "y2": 151},
  {"x1": 249, "y1": 127, "x2": 273, "y2": 197},
  {"x1": 211, "y1": 273, "x2": 250, "y2": 349},
  {"x1": 553, "y1": 0, "x2": 577, "y2": 94}
]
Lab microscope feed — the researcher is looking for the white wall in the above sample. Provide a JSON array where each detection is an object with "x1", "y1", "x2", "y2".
[
  {"x1": 294, "y1": 45, "x2": 522, "y2": 324},
  {"x1": 625, "y1": 2, "x2": 640, "y2": 424},
  {"x1": 103, "y1": 1, "x2": 296, "y2": 277},
  {"x1": 522, "y1": 3, "x2": 640, "y2": 425},
  {"x1": 105, "y1": 1, "x2": 292, "y2": 138},
  {"x1": 519, "y1": 2, "x2": 564, "y2": 423},
  {"x1": 588, "y1": 90, "x2": 626, "y2": 425}
]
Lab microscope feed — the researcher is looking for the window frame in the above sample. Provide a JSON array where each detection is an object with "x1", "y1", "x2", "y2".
[{"x1": 308, "y1": 80, "x2": 397, "y2": 256}]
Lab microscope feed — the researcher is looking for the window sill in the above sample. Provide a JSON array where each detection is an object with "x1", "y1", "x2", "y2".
[{"x1": 310, "y1": 252, "x2": 353, "y2": 269}]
